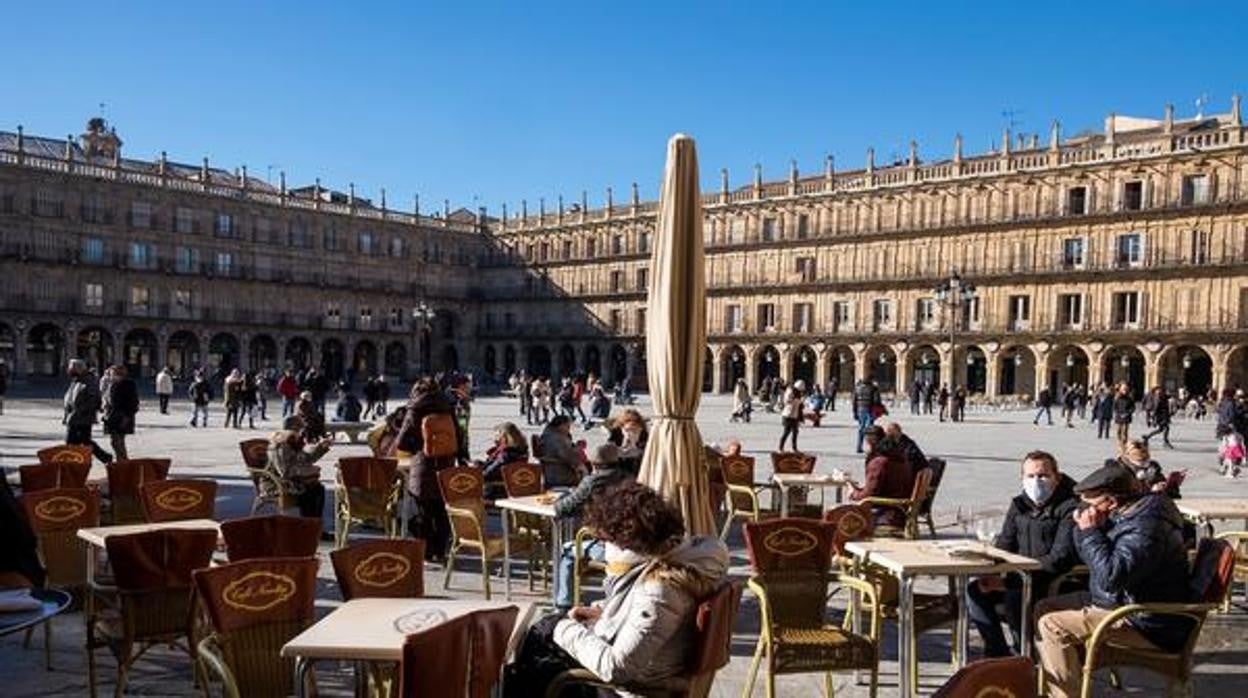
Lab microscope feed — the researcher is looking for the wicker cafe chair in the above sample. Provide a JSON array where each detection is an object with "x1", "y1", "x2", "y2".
[
  {"x1": 860, "y1": 467, "x2": 933, "y2": 539},
  {"x1": 547, "y1": 581, "x2": 743, "y2": 698},
  {"x1": 1215, "y1": 531, "x2": 1248, "y2": 611},
  {"x1": 18, "y1": 487, "x2": 101, "y2": 669},
  {"x1": 194, "y1": 557, "x2": 318, "y2": 698},
  {"x1": 401, "y1": 613, "x2": 473, "y2": 697},
  {"x1": 932, "y1": 656, "x2": 1037, "y2": 698},
  {"x1": 823, "y1": 503, "x2": 875, "y2": 569},
  {"x1": 438, "y1": 467, "x2": 524, "y2": 599},
  {"x1": 720, "y1": 455, "x2": 775, "y2": 542},
  {"x1": 770, "y1": 451, "x2": 823, "y2": 518},
  {"x1": 742, "y1": 518, "x2": 881, "y2": 698},
  {"x1": 571, "y1": 525, "x2": 610, "y2": 607},
  {"x1": 468, "y1": 605, "x2": 522, "y2": 698},
  {"x1": 499, "y1": 462, "x2": 550, "y2": 590},
  {"x1": 105, "y1": 458, "x2": 172, "y2": 524},
  {"x1": 1076, "y1": 537, "x2": 1236, "y2": 698},
  {"x1": 332, "y1": 538, "x2": 427, "y2": 600},
  {"x1": 916, "y1": 457, "x2": 946, "y2": 537},
  {"x1": 334, "y1": 456, "x2": 401, "y2": 549},
  {"x1": 239, "y1": 439, "x2": 290, "y2": 515},
  {"x1": 140, "y1": 479, "x2": 218, "y2": 522},
  {"x1": 87, "y1": 528, "x2": 217, "y2": 698},
  {"x1": 36, "y1": 444, "x2": 94, "y2": 466},
  {"x1": 19, "y1": 460, "x2": 92, "y2": 493},
  {"x1": 221, "y1": 515, "x2": 322, "y2": 562}
]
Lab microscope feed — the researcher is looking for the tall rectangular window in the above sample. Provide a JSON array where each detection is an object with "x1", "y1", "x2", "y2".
[
  {"x1": 1190, "y1": 229, "x2": 1209, "y2": 265},
  {"x1": 130, "y1": 286, "x2": 150, "y2": 315},
  {"x1": 173, "y1": 289, "x2": 193, "y2": 317},
  {"x1": 585, "y1": 238, "x2": 596, "y2": 258},
  {"x1": 611, "y1": 234, "x2": 624, "y2": 255},
  {"x1": 130, "y1": 201, "x2": 152, "y2": 229},
  {"x1": 1066, "y1": 186, "x2": 1087, "y2": 215},
  {"x1": 761, "y1": 217, "x2": 777, "y2": 242},
  {"x1": 1008, "y1": 295, "x2": 1031, "y2": 329},
  {"x1": 609, "y1": 309, "x2": 622, "y2": 332},
  {"x1": 797, "y1": 214, "x2": 810, "y2": 239},
  {"x1": 635, "y1": 308, "x2": 646, "y2": 333},
  {"x1": 359, "y1": 231, "x2": 377, "y2": 255},
  {"x1": 215, "y1": 251, "x2": 234, "y2": 276},
  {"x1": 389, "y1": 307, "x2": 405, "y2": 328},
  {"x1": 325, "y1": 302, "x2": 341, "y2": 326},
  {"x1": 1112, "y1": 291, "x2": 1141, "y2": 328},
  {"x1": 1181, "y1": 175, "x2": 1210, "y2": 206},
  {"x1": 1115, "y1": 233, "x2": 1143, "y2": 267},
  {"x1": 636, "y1": 267, "x2": 648, "y2": 290},
  {"x1": 175, "y1": 246, "x2": 199, "y2": 274},
  {"x1": 176, "y1": 207, "x2": 196, "y2": 234},
  {"x1": 725, "y1": 304, "x2": 743, "y2": 333},
  {"x1": 359, "y1": 307, "x2": 373, "y2": 329},
  {"x1": 390, "y1": 237, "x2": 405, "y2": 258},
  {"x1": 1058, "y1": 293, "x2": 1083, "y2": 327},
  {"x1": 796, "y1": 256, "x2": 816, "y2": 282},
  {"x1": 917, "y1": 298, "x2": 936, "y2": 328},
  {"x1": 758, "y1": 303, "x2": 776, "y2": 331},
  {"x1": 83, "y1": 283, "x2": 103, "y2": 309},
  {"x1": 34, "y1": 189, "x2": 64, "y2": 218},
  {"x1": 215, "y1": 212, "x2": 234, "y2": 237},
  {"x1": 562, "y1": 239, "x2": 573, "y2": 260},
  {"x1": 81, "y1": 237, "x2": 105, "y2": 264},
  {"x1": 792, "y1": 303, "x2": 814, "y2": 333},
  {"x1": 290, "y1": 221, "x2": 310, "y2": 247},
  {"x1": 729, "y1": 218, "x2": 745, "y2": 244},
  {"x1": 610, "y1": 270, "x2": 623, "y2": 292},
  {"x1": 129, "y1": 242, "x2": 155, "y2": 269},
  {"x1": 324, "y1": 226, "x2": 340, "y2": 251},
  {"x1": 1122, "y1": 181, "x2": 1143, "y2": 211},
  {"x1": 1062, "y1": 237, "x2": 1085, "y2": 268},
  {"x1": 833, "y1": 301, "x2": 851, "y2": 332},
  {"x1": 871, "y1": 299, "x2": 892, "y2": 330},
  {"x1": 638, "y1": 231, "x2": 651, "y2": 253}
]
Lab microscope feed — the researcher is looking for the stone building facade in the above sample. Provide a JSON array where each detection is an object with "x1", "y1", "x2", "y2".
[
  {"x1": 485, "y1": 102, "x2": 1248, "y2": 399},
  {"x1": 0, "y1": 118, "x2": 487, "y2": 384}
]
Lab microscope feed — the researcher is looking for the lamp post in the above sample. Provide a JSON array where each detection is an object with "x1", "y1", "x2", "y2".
[
  {"x1": 933, "y1": 268, "x2": 977, "y2": 387},
  {"x1": 411, "y1": 302, "x2": 434, "y2": 378}
]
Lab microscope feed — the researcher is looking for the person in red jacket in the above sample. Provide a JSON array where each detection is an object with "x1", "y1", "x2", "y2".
[
  {"x1": 849, "y1": 425, "x2": 916, "y2": 528},
  {"x1": 276, "y1": 368, "x2": 300, "y2": 418}
]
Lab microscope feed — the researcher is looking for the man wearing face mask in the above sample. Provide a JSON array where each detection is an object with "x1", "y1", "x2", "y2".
[
  {"x1": 966, "y1": 451, "x2": 1078, "y2": 658},
  {"x1": 1034, "y1": 463, "x2": 1193, "y2": 698}
]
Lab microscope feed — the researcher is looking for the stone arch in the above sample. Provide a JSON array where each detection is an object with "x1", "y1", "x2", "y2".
[
  {"x1": 209, "y1": 333, "x2": 240, "y2": 376},
  {"x1": 441, "y1": 344, "x2": 459, "y2": 372},
  {"x1": 167, "y1": 330, "x2": 200, "y2": 378},
  {"x1": 0, "y1": 321, "x2": 15, "y2": 368},
  {"x1": 1046, "y1": 345, "x2": 1091, "y2": 395},
  {"x1": 755, "y1": 344, "x2": 780, "y2": 389},
  {"x1": 997, "y1": 345, "x2": 1036, "y2": 397},
  {"x1": 320, "y1": 338, "x2": 345, "y2": 381},
  {"x1": 503, "y1": 345, "x2": 518, "y2": 375},
  {"x1": 528, "y1": 345, "x2": 553, "y2": 378},
  {"x1": 352, "y1": 340, "x2": 379, "y2": 380},
  {"x1": 1101, "y1": 345, "x2": 1145, "y2": 399},
  {"x1": 75, "y1": 326, "x2": 115, "y2": 375},
  {"x1": 26, "y1": 323, "x2": 65, "y2": 377},
  {"x1": 826, "y1": 346, "x2": 856, "y2": 390},
  {"x1": 608, "y1": 344, "x2": 627, "y2": 385},
  {"x1": 791, "y1": 345, "x2": 817, "y2": 386},
  {"x1": 384, "y1": 341, "x2": 408, "y2": 379},
  {"x1": 702, "y1": 347, "x2": 714, "y2": 392},
  {"x1": 285, "y1": 336, "x2": 312, "y2": 371},
  {"x1": 961, "y1": 344, "x2": 988, "y2": 394},
  {"x1": 1157, "y1": 344, "x2": 1213, "y2": 397},
  {"x1": 558, "y1": 344, "x2": 577, "y2": 379},
  {"x1": 583, "y1": 345, "x2": 602, "y2": 380},
  {"x1": 907, "y1": 344, "x2": 942, "y2": 388},
  {"x1": 1227, "y1": 345, "x2": 1248, "y2": 394},
  {"x1": 249, "y1": 334, "x2": 278, "y2": 372},
  {"x1": 721, "y1": 344, "x2": 747, "y2": 391},
  {"x1": 122, "y1": 328, "x2": 159, "y2": 379},
  {"x1": 865, "y1": 345, "x2": 897, "y2": 392}
]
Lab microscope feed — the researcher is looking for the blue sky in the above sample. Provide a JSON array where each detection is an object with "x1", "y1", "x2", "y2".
[{"x1": 2, "y1": 1, "x2": 1244, "y2": 213}]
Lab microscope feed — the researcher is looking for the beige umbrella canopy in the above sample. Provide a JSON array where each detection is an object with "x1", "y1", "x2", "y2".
[{"x1": 637, "y1": 134, "x2": 715, "y2": 537}]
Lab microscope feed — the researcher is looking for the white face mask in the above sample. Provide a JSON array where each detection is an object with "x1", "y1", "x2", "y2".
[{"x1": 1022, "y1": 473, "x2": 1055, "y2": 505}]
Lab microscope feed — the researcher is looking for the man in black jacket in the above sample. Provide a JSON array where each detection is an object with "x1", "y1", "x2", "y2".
[
  {"x1": 967, "y1": 450, "x2": 1078, "y2": 657},
  {"x1": 1035, "y1": 464, "x2": 1193, "y2": 698},
  {"x1": 552, "y1": 443, "x2": 633, "y2": 610}
]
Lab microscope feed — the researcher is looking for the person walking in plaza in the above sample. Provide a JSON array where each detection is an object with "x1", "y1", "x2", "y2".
[
  {"x1": 853, "y1": 378, "x2": 882, "y2": 454},
  {"x1": 154, "y1": 366, "x2": 173, "y2": 415},
  {"x1": 63, "y1": 359, "x2": 112, "y2": 463},
  {"x1": 730, "y1": 377, "x2": 752, "y2": 423},
  {"x1": 1092, "y1": 386, "x2": 1114, "y2": 439},
  {"x1": 953, "y1": 385, "x2": 968, "y2": 422},
  {"x1": 333, "y1": 382, "x2": 363, "y2": 422},
  {"x1": 302, "y1": 367, "x2": 329, "y2": 414},
  {"x1": 1141, "y1": 387, "x2": 1174, "y2": 448},
  {"x1": 909, "y1": 379, "x2": 922, "y2": 416},
  {"x1": 102, "y1": 364, "x2": 139, "y2": 461},
  {"x1": 1062, "y1": 385, "x2": 1078, "y2": 427},
  {"x1": 826, "y1": 376, "x2": 838, "y2": 412},
  {"x1": 779, "y1": 379, "x2": 805, "y2": 451},
  {"x1": 223, "y1": 368, "x2": 244, "y2": 429},
  {"x1": 922, "y1": 380, "x2": 935, "y2": 415},
  {"x1": 276, "y1": 368, "x2": 299, "y2": 418},
  {"x1": 240, "y1": 370, "x2": 259, "y2": 428},
  {"x1": 937, "y1": 384, "x2": 950, "y2": 422},
  {"x1": 1035, "y1": 464, "x2": 1193, "y2": 698},
  {"x1": 967, "y1": 450, "x2": 1078, "y2": 658},
  {"x1": 362, "y1": 376, "x2": 379, "y2": 420},
  {"x1": 1112, "y1": 382, "x2": 1136, "y2": 453},
  {"x1": 374, "y1": 374, "x2": 389, "y2": 417},
  {"x1": 187, "y1": 371, "x2": 213, "y2": 427},
  {"x1": 1033, "y1": 386, "x2": 1054, "y2": 426},
  {"x1": 296, "y1": 391, "x2": 327, "y2": 441}
]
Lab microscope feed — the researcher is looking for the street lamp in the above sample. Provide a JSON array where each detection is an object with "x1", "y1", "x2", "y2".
[
  {"x1": 411, "y1": 302, "x2": 435, "y2": 377},
  {"x1": 933, "y1": 268, "x2": 977, "y2": 385}
]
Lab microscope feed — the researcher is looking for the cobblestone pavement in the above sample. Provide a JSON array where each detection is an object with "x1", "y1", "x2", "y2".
[{"x1": 2, "y1": 392, "x2": 1246, "y2": 696}]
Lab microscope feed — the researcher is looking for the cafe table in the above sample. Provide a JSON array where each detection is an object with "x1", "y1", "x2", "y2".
[
  {"x1": 282, "y1": 597, "x2": 535, "y2": 697},
  {"x1": 0, "y1": 588, "x2": 72, "y2": 638},
  {"x1": 844, "y1": 538, "x2": 1041, "y2": 698},
  {"x1": 1175, "y1": 498, "x2": 1248, "y2": 540},
  {"x1": 772, "y1": 472, "x2": 850, "y2": 516},
  {"x1": 495, "y1": 494, "x2": 569, "y2": 603}
]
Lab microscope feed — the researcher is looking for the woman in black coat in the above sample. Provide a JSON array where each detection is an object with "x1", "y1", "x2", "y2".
[{"x1": 103, "y1": 365, "x2": 140, "y2": 461}]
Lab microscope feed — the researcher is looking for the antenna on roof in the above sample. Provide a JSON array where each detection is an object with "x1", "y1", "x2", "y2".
[
  {"x1": 1195, "y1": 93, "x2": 1210, "y2": 120},
  {"x1": 1001, "y1": 108, "x2": 1024, "y2": 132}
]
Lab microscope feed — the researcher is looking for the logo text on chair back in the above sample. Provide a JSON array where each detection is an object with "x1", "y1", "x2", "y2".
[
  {"x1": 34, "y1": 496, "x2": 87, "y2": 523},
  {"x1": 353, "y1": 552, "x2": 411, "y2": 588},
  {"x1": 222, "y1": 571, "x2": 297, "y2": 612}
]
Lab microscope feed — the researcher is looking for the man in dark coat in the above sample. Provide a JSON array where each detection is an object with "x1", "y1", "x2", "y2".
[
  {"x1": 63, "y1": 359, "x2": 112, "y2": 463},
  {"x1": 102, "y1": 364, "x2": 140, "y2": 461},
  {"x1": 396, "y1": 377, "x2": 467, "y2": 562},
  {"x1": 848, "y1": 426, "x2": 914, "y2": 529},
  {"x1": 1035, "y1": 464, "x2": 1194, "y2": 698},
  {"x1": 1112, "y1": 382, "x2": 1137, "y2": 453},
  {"x1": 967, "y1": 450, "x2": 1079, "y2": 657},
  {"x1": 852, "y1": 379, "x2": 881, "y2": 453}
]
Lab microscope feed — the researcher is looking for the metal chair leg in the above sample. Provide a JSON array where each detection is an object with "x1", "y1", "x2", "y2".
[
  {"x1": 742, "y1": 638, "x2": 765, "y2": 698},
  {"x1": 481, "y1": 548, "x2": 492, "y2": 600},
  {"x1": 443, "y1": 544, "x2": 458, "y2": 591},
  {"x1": 43, "y1": 620, "x2": 52, "y2": 670}
]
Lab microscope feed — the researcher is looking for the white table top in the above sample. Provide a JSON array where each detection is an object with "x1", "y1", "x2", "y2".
[
  {"x1": 1175, "y1": 498, "x2": 1248, "y2": 520},
  {"x1": 845, "y1": 539, "x2": 1041, "y2": 576},
  {"x1": 772, "y1": 473, "x2": 849, "y2": 488},
  {"x1": 495, "y1": 494, "x2": 560, "y2": 518},
  {"x1": 76, "y1": 519, "x2": 221, "y2": 548},
  {"x1": 281, "y1": 598, "x2": 535, "y2": 662}
]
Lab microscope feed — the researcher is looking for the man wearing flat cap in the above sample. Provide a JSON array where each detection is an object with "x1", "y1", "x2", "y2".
[
  {"x1": 552, "y1": 442, "x2": 633, "y2": 610},
  {"x1": 1034, "y1": 462, "x2": 1193, "y2": 698}
]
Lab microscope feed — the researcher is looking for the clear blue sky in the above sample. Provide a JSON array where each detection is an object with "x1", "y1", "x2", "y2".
[{"x1": 2, "y1": 1, "x2": 1244, "y2": 213}]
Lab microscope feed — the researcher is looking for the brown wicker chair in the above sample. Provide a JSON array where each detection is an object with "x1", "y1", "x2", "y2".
[
  {"x1": 1077, "y1": 537, "x2": 1236, "y2": 698},
  {"x1": 19, "y1": 460, "x2": 92, "y2": 492},
  {"x1": 194, "y1": 557, "x2": 318, "y2": 698},
  {"x1": 438, "y1": 467, "x2": 521, "y2": 599},
  {"x1": 239, "y1": 439, "x2": 290, "y2": 515},
  {"x1": 87, "y1": 528, "x2": 217, "y2": 698},
  {"x1": 571, "y1": 525, "x2": 610, "y2": 607},
  {"x1": 36, "y1": 444, "x2": 93, "y2": 467},
  {"x1": 916, "y1": 457, "x2": 946, "y2": 536},
  {"x1": 334, "y1": 456, "x2": 401, "y2": 548},
  {"x1": 546, "y1": 581, "x2": 742, "y2": 698},
  {"x1": 499, "y1": 462, "x2": 550, "y2": 590},
  {"x1": 1215, "y1": 531, "x2": 1248, "y2": 611},
  {"x1": 221, "y1": 515, "x2": 322, "y2": 562},
  {"x1": 742, "y1": 518, "x2": 881, "y2": 698},
  {"x1": 105, "y1": 458, "x2": 172, "y2": 524},
  {"x1": 770, "y1": 451, "x2": 823, "y2": 518},
  {"x1": 720, "y1": 455, "x2": 774, "y2": 541},
  {"x1": 19, "y1": 487, "x2": 101, "y2": 669},
  {"x1": 860, "y1": 466, "x2": 933, "y2": 539},
  {"x1": 932, "y1": 656, "x2": 1036, "y2": 698},
  {"x1": 331, "y1": 538, "x2": 427, "y2": 599},
  {"x1": 400, "y1": 612, "x2": 473, "y2": 697},
  {"x1": 140, "y1": 479, "x2": 218, "y2": 522}
]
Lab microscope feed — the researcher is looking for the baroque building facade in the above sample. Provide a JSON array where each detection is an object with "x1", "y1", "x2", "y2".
[{"x1": 485, "y1": 102, "x2": 1248, "y2": 400}]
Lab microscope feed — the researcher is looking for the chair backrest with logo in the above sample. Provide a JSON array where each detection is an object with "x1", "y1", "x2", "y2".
[
  {"x1": 918, "y1": 457, "x2": 946, "y2": 518},
  {"x1": 107, "y1": 458, "x2": 172, "y2": 524},
  {"x1": 823, "y1": 503, "x2": 875, "y2": 556},
  {"x1": 106, "y1": 528, "x2": 218, "y2": 639},
  {"x1": 140, "y1": 479, "x2": 218, "y2": 522},
  {"x1": 770, "y1": 451, "x2": 816, "y2": 475},
  {"x1": 331, "y1": 539, "x2": 427, "y2": 600},
  {"x1": 744, "y1": 518, "x2": 836, "y2": 630},
  {"x1": 20, "y1": 487, "x2": 101, "y2": 588},
  {"x1": 338, "y1": 456, "x2": 399, "y2": 517},
  {"x1": 238, "y1": 439, "x2": 270, "y2": 470},
  {"x1": 221, "y1": 515, "x2": 322, "y2": 561},
  {"x1": 688, "y1": 581, "x2": 743, "y2": 676},
  {"x1": 931, "y1": 656, "x2": 1037, "y2": 698},
  {"x1": 19, "y1": 459, "x2": 92, "y2": 493},
  {"x1": 36, "y1": 444, "x2": 93, "y2": 467},
  {"x1": 401, "y1": 613, "x2": 473, "y2": 698},
  {"x1": 467, "y1": 606, "x2": 521, "y2": 698},
  {"x1": 438, "y1": 467, "x2": 487, "y2": 541},
  {"x1": 1190, "y1": 537, "x2": 1236, "y2": 604},
  {"x1": 500, "y1": 462, "x2": 543, "y2": 498}
]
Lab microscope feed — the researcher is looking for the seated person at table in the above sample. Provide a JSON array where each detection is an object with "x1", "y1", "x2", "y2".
[
  {"x1": 967, "y1": 450, "x2": 1078, "y2": 658},
  {"x1": 1035, "y1": 464, "x2": 1193, "y2": 698},
  {"x1": 552, "y1": 443, "x2": 634, "y2": 610},
  {"x1": 607, "y1": 408, "x2": 649, "y2": 476},
  {"x1": 848, "y1": 425, "x2": 915, "y2": 528},
  {"x1": 884, "y1": 421, "x2": 930, "y2": 473},
  {"x1": 296, "y1": 391, "x2": 327, "y2": 441},
  {"x1": 477, "y1": 421, "x2": 530, "y2": 483},
  {"x1": 540, "y1": 415, "x2": 585, "y2": 487},
  {"x1": 507, "y1": 481, "x2": 728, "y2": 695},
  {"x1": 333, "y1": 382, "x2": 363, "y2": 423},
  {"x1": 268, "y1": 415, "x2": 333, "y2": 521}
]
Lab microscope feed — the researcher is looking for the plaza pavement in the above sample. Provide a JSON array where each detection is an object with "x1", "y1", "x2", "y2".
[{"x1": 2, "y1": 391, "x2": 1247, "y2": 695}]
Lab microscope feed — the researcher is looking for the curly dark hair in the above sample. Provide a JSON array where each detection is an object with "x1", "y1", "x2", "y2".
[{"x1": 585, "y1": 481, "x2": 685, "y2": 556}]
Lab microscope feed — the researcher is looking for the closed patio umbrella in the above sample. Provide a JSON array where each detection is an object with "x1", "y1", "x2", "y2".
[{"x1": 637, "y1": 134, "x2": 715, "y2": 536}]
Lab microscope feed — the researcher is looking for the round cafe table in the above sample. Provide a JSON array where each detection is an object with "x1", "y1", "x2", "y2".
[{"x1": 0, "y1": 588, "x2": 72, "y2": 638}]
